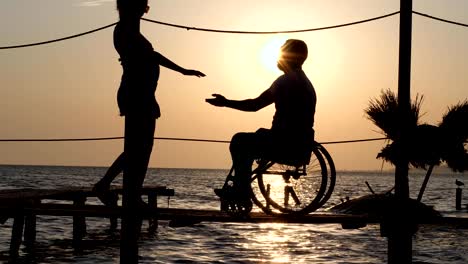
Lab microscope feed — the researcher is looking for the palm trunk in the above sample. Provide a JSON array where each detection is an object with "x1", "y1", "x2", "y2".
[{"x1": 417, "y1": 164, "x2": 434, "y2": 202}]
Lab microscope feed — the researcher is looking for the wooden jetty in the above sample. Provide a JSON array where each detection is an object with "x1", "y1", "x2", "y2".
[
  {"x1": 0, "y1": 186, "x2": 174, "y2": 257},
  {"x1": 1, "y1": 187, "x2": 468, "y2": 259}
]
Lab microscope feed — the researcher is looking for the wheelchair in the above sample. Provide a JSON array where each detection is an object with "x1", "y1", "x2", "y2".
[{"x1": 216, "y1": 142, "x2": 335, "y2": 216}]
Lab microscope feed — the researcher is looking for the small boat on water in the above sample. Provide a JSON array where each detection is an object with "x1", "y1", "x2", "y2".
[
  {"x1": 330, "y1": 192, "x2": 441, "y2": 218},
  {"x1": 329, "y1": 192, "x2": 442, "y2": 230}
]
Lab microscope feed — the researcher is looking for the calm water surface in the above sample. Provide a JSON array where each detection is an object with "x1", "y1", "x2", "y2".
[{"x1": 0, "y1": 165, "x2": 468, "y2": 263}]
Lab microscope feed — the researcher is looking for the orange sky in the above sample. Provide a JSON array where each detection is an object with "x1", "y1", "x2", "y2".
[{"x1": 0, "y1": 0, "x2": 467, "y2": 171}]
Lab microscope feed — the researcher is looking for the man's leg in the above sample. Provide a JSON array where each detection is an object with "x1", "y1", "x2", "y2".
[{"x1": 229, "y1": 132, "x2": 266, "y2": 199}]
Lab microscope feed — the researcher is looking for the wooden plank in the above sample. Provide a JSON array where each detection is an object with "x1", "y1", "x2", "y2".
[
  {"x1": 2, "y1": 203, "x2": 466, "y2": 226},
  {"x1": 0, "y1": 186, "x2": 174, "y2": 203},
  {"x1": 1, "y1": 188, "x2": 467, "y2": 227},
  {"x1": 0, "y1": 188, "x2": 74, "y2": 201}
]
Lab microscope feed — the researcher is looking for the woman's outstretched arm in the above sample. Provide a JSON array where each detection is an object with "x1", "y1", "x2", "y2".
[{"x1": 155, "y1": 52, "x2": 205, "y2": 77}]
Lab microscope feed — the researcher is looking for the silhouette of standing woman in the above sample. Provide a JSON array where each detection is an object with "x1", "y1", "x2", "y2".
[
  {"x1": 94, "y1": 0, "x2": 205, "y2": 209},
  {"x1": 100, "y1": 0, "x2": 205, "y2": 261}
]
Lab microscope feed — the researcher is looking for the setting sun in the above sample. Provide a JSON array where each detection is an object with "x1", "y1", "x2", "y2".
[{"x1": 259, "y1": 37, "x2": 287, "y2": 74}]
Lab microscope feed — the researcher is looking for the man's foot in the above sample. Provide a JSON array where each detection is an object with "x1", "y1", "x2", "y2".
[
  {"x1": 214, "y1": 187, "x2": 250, "y2": 201},
  {"x1": 214, "y1": 188, "x2": 227, "y2": 198}
]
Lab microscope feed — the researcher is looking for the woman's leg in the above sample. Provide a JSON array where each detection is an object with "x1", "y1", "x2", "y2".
[
  {"x1": 121, "y1": 115, "x2": 155, "y2": 246},
  {"x1": 122, "y1": 115, "x2": 156, "y2": 208},
  {"x1": 94, "y1": 152, "x2": 126, "y2": 192}
]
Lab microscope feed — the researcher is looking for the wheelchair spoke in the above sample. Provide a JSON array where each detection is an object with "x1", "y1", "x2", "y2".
[
  {"x1": 252, "y1": 147, "x2": 328, "y2": 214},
  {"x1": 248, "y1": 143, "x2": 335, "y2": 215}
]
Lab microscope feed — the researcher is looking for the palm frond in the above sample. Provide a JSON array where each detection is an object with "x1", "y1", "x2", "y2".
[
  {"x1": 439, "y1": 100, "x2": 468, "y2": 144},
  {"x1": 365, "y1": 90, "x2": 399, "y2": 140},
  {"x1": 407, "y1": 124, "x2": 442, "y2": 169},
  {"x1": 438, "y1": 100, "x2": 468, "y2": 172},
  {"x1": 442, "y1": 145, "x2": 468, "y2": 172},
  {"x1": 365, "y1": 89, "x2": 423, "y2": 141}
]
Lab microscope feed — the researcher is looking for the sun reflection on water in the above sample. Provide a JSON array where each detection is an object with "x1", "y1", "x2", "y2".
[{"x1": 243, "y1": 223, "x2": 316, "y2": 263}]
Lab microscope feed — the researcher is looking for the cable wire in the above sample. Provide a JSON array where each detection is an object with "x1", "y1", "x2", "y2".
[
  {"x1": 142, "y1": 11, "x2": 400, "y2": 34},
  {"x1": 1, "y1": 11, "x2": 467, "y2": 50},
  {"x1": 0, "y1": 136, "x2": 386, "y2": 145},
  {"x1": 0, "y1": 11, "x2": 399, "y2": 50},
  {"x1": 319, "y1": 137, "x2": 387, "y2": 145},
  {"x1": 0, "y1": 137, "x2": 123, "y2": 142},
  {"x1": 413, "y1": 11, "x2": 468, "y2": 28},
  {"x1": 0, "y1": 22, "x2": 117, "y2": 50}
]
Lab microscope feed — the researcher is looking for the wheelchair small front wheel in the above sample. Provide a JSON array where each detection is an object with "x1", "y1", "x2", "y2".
[{"x1": 220, "y1": 197, "x2": 253, "y2": 217}]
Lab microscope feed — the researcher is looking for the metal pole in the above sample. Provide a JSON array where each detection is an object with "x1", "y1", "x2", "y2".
[
  {"x1": 396, "y1": 0, "x2": 412, "y2": 210},
  {"x1": 386, "y1": 1, "x2": 414, "y2": 263},
  {"x1": 456, "y1": 187, "x2": 462, "y2": 210}
]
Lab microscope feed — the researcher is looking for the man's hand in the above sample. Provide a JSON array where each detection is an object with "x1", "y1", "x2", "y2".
[
  {"x1": 206, "y1": 94, "x2": 228, "y2": 107},
  {"x1": 183, "y1": 69, "x2": 206, "y2": 77}
]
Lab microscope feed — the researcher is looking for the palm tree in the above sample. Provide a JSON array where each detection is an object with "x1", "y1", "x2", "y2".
[
  {"x1": 365, "y1": 89, "x2": 468, "y2": 201},
  {"x1": 439, "y1": 102, "x2": 468, "y2": 172}
]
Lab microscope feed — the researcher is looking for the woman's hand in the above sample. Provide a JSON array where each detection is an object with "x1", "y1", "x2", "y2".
[
  {"x1": 183, "y1": 69, "x2": 206, "y2": 77},
  {"x1": 205, "y1": 94, "x2": 228, "y2": 107}
]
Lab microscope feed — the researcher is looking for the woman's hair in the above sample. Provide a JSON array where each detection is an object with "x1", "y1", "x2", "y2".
[
  {"x1": 116, "y1": 0, "x2": 148, "y2": 18},
  {"x1": 280, "y1": 39, "x2": 308, "y2": 67}
]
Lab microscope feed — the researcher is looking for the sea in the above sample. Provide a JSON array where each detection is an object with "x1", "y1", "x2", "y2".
[{"x1": 1, "y1": 165, "x2": 468, "y2": 264}]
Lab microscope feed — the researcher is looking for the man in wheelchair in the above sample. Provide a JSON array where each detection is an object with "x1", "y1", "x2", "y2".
[{"x1": 206, "y1": 39, "x2": 316, "y2": 202}]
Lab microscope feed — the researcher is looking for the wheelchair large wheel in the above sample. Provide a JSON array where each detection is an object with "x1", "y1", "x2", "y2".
[
  {"x1": 251, "y1": 147, "x2": 328, "y2": 215},
  {"x1": 315, "y1": 144, "x2": 336, "y2": 209},
  {"x1": 250, "y1": 161, "x2": 276, "y2": 214}
]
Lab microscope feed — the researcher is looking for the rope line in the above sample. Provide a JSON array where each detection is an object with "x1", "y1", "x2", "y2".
[
  {"x1": 0, "y1": 22, "x2": 117, "y2": 50},
  {"x1": 413, "y1": 11, "x2": 468, "y2": 27},
  {"x1": 319, "y1": 137, "x2": 387, "y2": 145},
  {"x1": 0, "y1": 136, "x2": 386, "y2": 145},
  {"x1": 1, "y1": 11, "x2": 466, "y2": 50},
  {"x1": 141, "y1": 11, "x2": 400, "y2": 34},
  {"x1": 0, "y1": 12, "x2": 399, "y2": 50},
  {"x1": 0, "y1": 137, "x2": 123, "y2": 142}
]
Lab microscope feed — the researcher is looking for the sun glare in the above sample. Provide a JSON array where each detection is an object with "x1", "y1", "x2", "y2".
[{"x1": 259, "y1": 37, "x2": 287, "y2": 74}]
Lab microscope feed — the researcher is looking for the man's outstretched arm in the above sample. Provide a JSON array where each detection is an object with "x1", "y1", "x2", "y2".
[{"x1": 206, "y1": 89, "x2": 273, "y2": 112}]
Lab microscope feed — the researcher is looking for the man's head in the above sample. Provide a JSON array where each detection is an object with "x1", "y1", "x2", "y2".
[
  {"x1": 277, "y1": 39, "x2": 308, "y2": 72},
  {"x1": 117, "y1": 0, "x2": 149, "y2": 19}
]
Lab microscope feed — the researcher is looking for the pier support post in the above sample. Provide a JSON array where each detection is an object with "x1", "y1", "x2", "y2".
[
  {"x1": 24, "y1": 200, "x2": 39, "y2": 249},
  {"x1": 120, "y1": 174, "x2": 141, "y2": 263},
  {"x1": 73, "y1": 195, "x2": 87, "y2": 247},
  {"x1": 10, "y1": 213, "x2": 24, "y2": 258},
  {"x1": 148, "y1": 193, "x2": 158, "y2": 233},
  {"x1": 108, "y1": 192, "x2": 119, "y2": 232},
  {"x1": 266, "y1": 184, "x2": 271, "y2": 211},
  {"x1": 121, "y1": 207, "x2": 140, "y2": 263},
  {"x1": 456, "y1": 187, "x2": 462, "y2": 210},
  {"x1": 385, "y1": 0, "x2": 414, "y2": 263}
]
